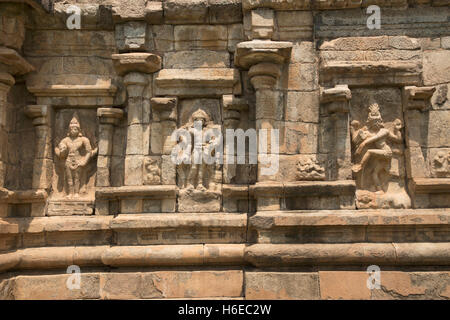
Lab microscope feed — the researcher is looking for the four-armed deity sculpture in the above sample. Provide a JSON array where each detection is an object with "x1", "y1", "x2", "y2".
[
  {"x1": 54, "y1": 115, "x2": 98, "y2": 199},
  {"x1": 351, "y1": 103, "x2": 403, "y2": 192},
  {"x1": 350, "y1": 103, "x2": 410, "y2": 209}
]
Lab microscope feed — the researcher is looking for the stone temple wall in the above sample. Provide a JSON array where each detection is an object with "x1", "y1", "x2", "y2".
[{"x1": 0, "y1": 0, "x2": 449, "y2": 299}]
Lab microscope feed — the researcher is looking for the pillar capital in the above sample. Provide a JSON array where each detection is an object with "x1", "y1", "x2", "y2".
[
  {"x1": 403, "y1": 86, "x2": 436, "y2": 112},
  {"x1": 150, "y1": 97, "x2": 177, "y2": 122},
  {"x1": 223, "y1": 95, "x2": 249, "y2": 129},
  {"x1": 235, "y1": 40, "x2": 292, "y2": 90},
  {"x1": 97, "y1": 107, "x2": 124, "y2": 126},
  {"x1": 320, "y1": 85, "x2": 352, "y2": 114},
  {"x1": 0, "y1": 47, "x2": 35, "y2": 76},
  {"x1": 0, "y1": 72, "x2": 15, "y2": 88},
  {"x1": 24, "y1": 105, "x2": 50, "y2": 126},
  {"x1": 235, "y1": 40, "x2": 292, "y2": 70},
  {"x1": 112, "y1": 53, "x2": 162, "y2": 76}
]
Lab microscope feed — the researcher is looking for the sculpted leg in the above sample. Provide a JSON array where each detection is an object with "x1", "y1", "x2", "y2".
[
  {"x1": 65, "y1": 166, "x2": 74, "y2": 198},
  {"x1": 74, "y1": 169, "x2": 80, "y2": 197},
  {"x1": 197, "y1": 164, "x2": 206, "y2": 191},
  {"x1": 187, "y1": 165, "x2": 198, "y2": 189}
]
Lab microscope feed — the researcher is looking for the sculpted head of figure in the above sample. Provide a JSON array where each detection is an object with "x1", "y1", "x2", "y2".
[
  {"x1": 68, "y1": 114, "x2": 82, "y2": 138},
  {"x1": 191, "y1": 109, "x2": 210, "y2": 127},
  {"x1": 367, "y1": 103, "x2": 384, "y2": 130},
  {"x1": 435, "y1": 151, "x2": 446, "y2": 164}
]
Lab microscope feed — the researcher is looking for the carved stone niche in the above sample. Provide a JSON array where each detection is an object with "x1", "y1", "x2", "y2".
[
  {"x1": 350, "y1": 88, "x2": 411, "y2": 209},
  {"x1": 175, "y1": 99, "x2": 223, "y2": 212},
  {"x1": 49, "y1": 109, "x2": 98, "y2": 215}
]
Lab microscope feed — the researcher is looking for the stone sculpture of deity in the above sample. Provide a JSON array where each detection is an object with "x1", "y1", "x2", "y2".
[
  {"x1": 351, "y1": 103, "x2": 403, "y2": 192},
  {"x1": 177, "y1": 108, "x2": 220, "y2": 192},
  {"x1": 54, "y1": 115, "x2": 98, "y2": 198}
]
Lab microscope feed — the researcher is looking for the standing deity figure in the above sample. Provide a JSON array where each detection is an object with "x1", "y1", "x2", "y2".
[
  {"x1": 177, "y1": 109, "x2": 220, "y2": 191},
  {"x1": 351, "y1": 103, "x2": 402, "y2": 192},
  {"x1": 55, "y1": 115, "x2": 98, "y2": 198}
]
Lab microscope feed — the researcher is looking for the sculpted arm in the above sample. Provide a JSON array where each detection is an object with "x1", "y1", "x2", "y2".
[
  {"x1": 80, "y1": 137, "x2": 97, "y2": 167},
  {"x1": 388, "y1": 119, "x2": 403, "y2": 143},
  {"x1": 355, "y1": 129, "x2": 389, "y2": 156},
  {"x1": 55, "y1": 139, "x2": 68, "y2": 158}
]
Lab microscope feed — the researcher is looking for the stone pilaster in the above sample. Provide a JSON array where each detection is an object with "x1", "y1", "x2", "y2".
[
  {"x1": 112, "y1": 53, "x2": 162, "y2": 187},
  {"x1": 222, "y1": 95, "x2": 249, "y2": 184},
  {"x1": 235, "y1": 40, "x2": 292, "y2": 211},
  {"x1": 403, "y1": 86, "x2": 436, "y2": 179},
  {"x1": 97, "y1": 108, "x2": 124, "y2": 187},
  {"x1": 0, "y1": 73, "x2": 14, "y2": 189},
  {"x1": 124, "y1": 72, "x2": 149, "y2": 186},
  {"x1": 95, "y1": 108, "x2": 124, "y2": 215},
  {"x1": 320, "y1": 84, "x2": 352, "y2": 181},
  {"x1": 150, "y1": 97, "x2": 177, "y2": 212},
  {"x1": 402, "y1": 86, "x2": 437, "y2": 208},
  {"x1": 24, "y1": 104, "x2": 53, "y2": 216},
  {"x1": 150, "y1": 97, "x2": 177, "y2": 158}
]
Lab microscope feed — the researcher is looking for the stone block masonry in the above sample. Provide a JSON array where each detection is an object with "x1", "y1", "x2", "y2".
[{"x1": 0, "y1": 0, "x2": 449, "y2": 300}]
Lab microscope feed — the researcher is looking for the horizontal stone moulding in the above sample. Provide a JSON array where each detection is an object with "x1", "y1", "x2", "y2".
[
  {"x1": 0, "y1": 213, "x2": 246, "y2": 233},
  {"x1": 27, "y1": 84, "x2": 117, "y2": 98},
  {"x1": 284, "y1": 181, "x2": 355, "y2": 197},
  {"x1": 248, "y1": 180, "x2": 356, "y2": 197},
  {"x1": 249, "y1": 209, "x2": 450, "y2": 243},
  {"x1": 320, "y1": 61, "x2": 421, "y2": 87},
  {"x1": 245, "y1": 242, "x2": 450, "y2": 267},
  {"x1": 409, "y1": 178, "x2": 450, "y2": 194},
  {"x1": 111, "y1": 213, "x2": 247, "y2": 230},
  {"x1": 0, "y1": 215, "x2": 111, "y2": 234},
  {"x1": 0, "y1": 213, "x2": 248, "y2": 246},
  {"x1": 95, "y1": 185, "x2": 177, "y2": 200},
  {"x1": 1, "y1": 241, "x2": 450, "y2": 272},
  {"x1": 250, "y1": 209, "x2": 450, "y2": 229},
  {"x1": 0, "y1": 244, "x2": 246, "y2": 273},
  {"x1": 154, "y1": 68, "x2": 240, "y2": 97},
  {"x1": 0, "y1": 188, "x2": 47, "y2": 204},
  {"x1": 222, "y1": 184, "x2": 250, "y2": 199},
  {"x1": 242, "y1": 0, "x2": 417, "y2": 11}
]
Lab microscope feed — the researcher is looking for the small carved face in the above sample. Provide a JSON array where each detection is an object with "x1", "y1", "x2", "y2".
[
  {"x1": 58, "y1": 142, "x2": 67, "y2": 152},
  {"x1": 351, "y1": 120, "x2": 360, "y2": 130},
  {"x1": 394, "y1": 119, "x2": 402, "y2": 130},
  {"x1": 435, "y1": 151, "x2": 446, "y2": 164},
  {"x1": 367, "y1": 104, "x2": 384, "y2": 129},
  {"x1": 368, "y1": 115, "x2": 383, "y2": 129},
  {"x1": 69, "y1": 125, "x2": 80, "y2": 137},
  {"x1": 145, "y1": 158, "x2": 156, "y2": 167},
  {"x1": 194, "y1": 117, "x2": 206, "y2": 127}
]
